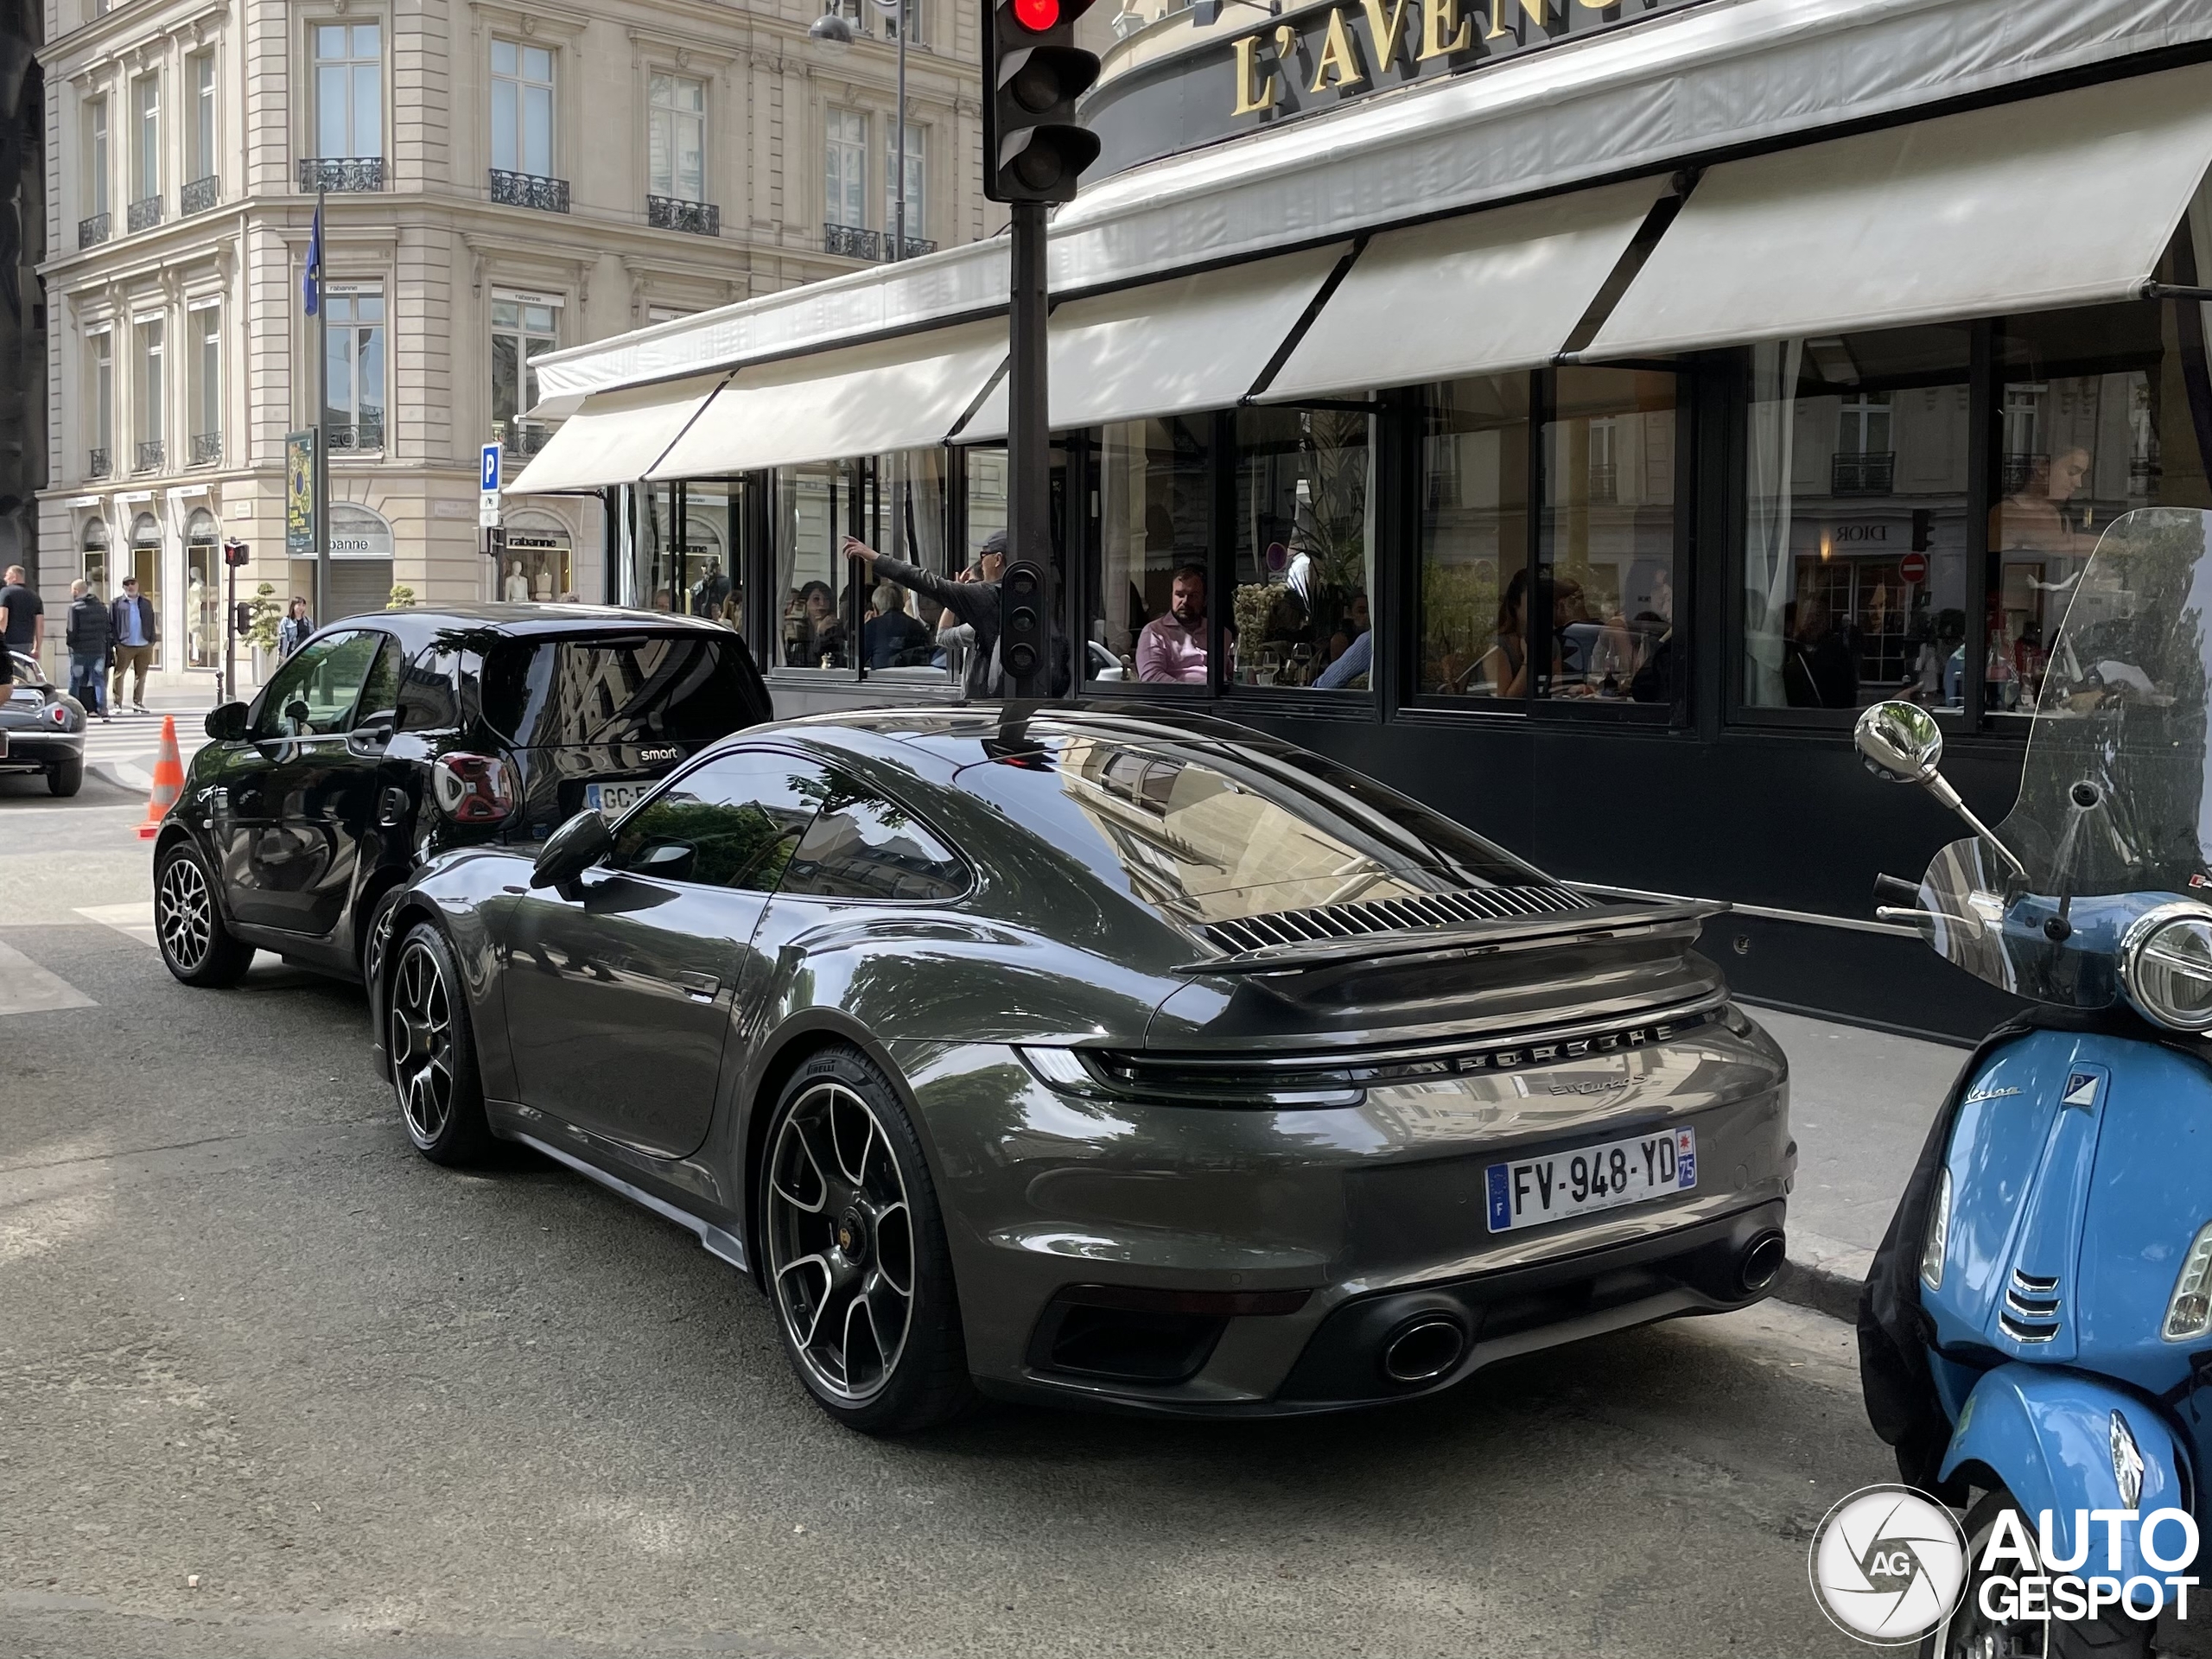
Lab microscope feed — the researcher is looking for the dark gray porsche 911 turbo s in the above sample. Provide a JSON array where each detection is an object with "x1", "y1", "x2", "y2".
[{"x1": 372, "y1": 706, "x2": 1792, "y2": 1433}]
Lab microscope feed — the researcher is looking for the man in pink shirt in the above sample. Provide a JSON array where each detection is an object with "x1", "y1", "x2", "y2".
[{"x1": 1135, "y1": 565, "x2": 1209, "y2": 683}]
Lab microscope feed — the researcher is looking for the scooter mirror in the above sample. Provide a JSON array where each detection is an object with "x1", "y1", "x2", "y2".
[{"x1": 1854, "y1": 700, "x2": 1943, "y2": 785}]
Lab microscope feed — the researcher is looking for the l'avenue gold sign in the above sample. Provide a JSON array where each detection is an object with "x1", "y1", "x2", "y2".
[{"x1": 1077, "y1": 0, "x2": 1701, "y2": 179}]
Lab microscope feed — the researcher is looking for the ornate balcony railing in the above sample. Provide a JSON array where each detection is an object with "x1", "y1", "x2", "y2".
[
  {"x1": 87, "y1": 447, "x2": 111, "y2": 479},
  {"x1": 824, "y1": 221, "x2": 881, "y2": 261},
  {"x1": 1831, "y1": 451, "x2": 1895, "y2": 496},
  {"x1": 297, "y1": 156, "x2": 385, "y2": 193},
  {"x1": 126, "y1": 194, "x2": 162, "y2": 233},
  {"x1": 489, "y1": 169, "x2": 569, "y2": 213},
  {"x1": 647, "y1": 194, "x2": 721, "y2": 237},
  {"x1": 499, "y1": 420, "x2": 550, "y2": 458},
  {"x1": 2001, "y1": 452, "x2": 2042, "y2": 496},
  {"x1": 191, "y1": 432, "x2": 222, "y2": 467},
  {"x1": 327, "y1": 417, "x2": 385, "y2": 453},
  {"x1": 78, "y1": 213, "x2": 111, "y2": 250},
  {"x1": 1586, "y1": 462, "x2": 1618, "y2": 503},
  {"x1": 893, "y1": 234, "x2": 937, "y2": 258},
  {"x1": 134, "y1": 438, "x2": 166, "y2": 473},
  {"x1": 181, "y1": 174, "x2": 219, "y2": 215}
]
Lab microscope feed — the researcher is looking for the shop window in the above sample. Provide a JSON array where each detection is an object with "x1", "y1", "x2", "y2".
[
  {"x1": 1991, "y1": 301, "x2": 2212, "y2": 714},
  {"x1": 1230, "y1": 406, "x2": 1374, "y2": 691},
  {"x1": 1542, "y1": 368, "x2": 1679, "y2": 703},
  {"x1": 1418, "y1": 374, "x2": 1529, "y2": 697},
  {"x1": 1092, "y1": 416, "x2": 1210, "y2": 685},
  {"x1": 186, "y1": 508, "x2": 221, "y2": 670},
  {"x1": 1742, "y1": 325, "x2": 1974, "y2": 712},
  {"x1": 81, "y1": 517, "x2": 111, "y2": 593}
]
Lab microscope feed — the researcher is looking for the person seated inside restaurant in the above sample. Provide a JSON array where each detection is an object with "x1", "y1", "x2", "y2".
[
  {"x1": 1135, "y1": 564, "x2": 1209, "y2": 683},
  {"x1": 864, "y1": 581, "x2": 932, "y2": 668},
  {"x1": 785, "y1": 580, "x2": 847, "y2": 668}
]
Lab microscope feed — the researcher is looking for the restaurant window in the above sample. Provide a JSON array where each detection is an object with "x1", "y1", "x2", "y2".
[
  {"x1": 315, "y1": 23, "x2": 383, "y2": 161},
  {"x1": 774, "y1": 461, "x2": 862, "y2": 670},
  {"x1": 491, "y1": 40, "x2": 555, "y2": 178},
  {"x1": 1742, "y1": 325, "x2": 1974, "y2": 712},
  {"x1": 648, "y1": 73, "x2": 706, "y2": 204},
  {"x1": 865, "y1": 449, "x2": 955, "y2": 679},
  {"x1": 1990, "y1": 300, "x2": 2212, "y2": 714},
  {"x1": 824, "y1": 108, "x2": 867, "y2": 232},
  {"x1": 1093, "y1": 416, "x2": 1210, "y2": 685},
  {"x1": 1419, "y1": 375, "x2": 1531, "y2": 698},
  {"x1": 1542, "y1": 368, "x2": 1679, "y2": 704},
  {"x1": 655, "y1": 481, "x2": 738, "y2": 621},
  {"x1": 1230, "y1": 406, "x2": 1374, "y2": 691},
  {"x1": 323, "y1": 288, "x2": 386, "y2": 451}
]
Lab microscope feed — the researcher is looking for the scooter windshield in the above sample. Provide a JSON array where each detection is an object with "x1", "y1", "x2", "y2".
[{"x1": 1917, "y1": 506, "x2": 2212, "y2": 1007}]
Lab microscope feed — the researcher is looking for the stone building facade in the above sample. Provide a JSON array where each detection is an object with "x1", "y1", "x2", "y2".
[{"x1": 34, "y1": 0, "x2": 1001, "y2": 693}]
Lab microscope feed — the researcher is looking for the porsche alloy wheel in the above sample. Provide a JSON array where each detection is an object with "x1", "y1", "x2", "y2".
[
  {"x1": 155, "y1": 842, "x2": 254, "y2": 988},
  {"x1": 388, "y1": 923, "x2": 493, "y2": 1166},
  {"x1": 761, "y1": 1049, "x2": 973, "y2": 1433}
]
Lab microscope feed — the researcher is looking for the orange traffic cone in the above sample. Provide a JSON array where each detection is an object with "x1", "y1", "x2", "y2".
[{"x1": 137, "y1": 715, "x2": 185, "y2": 841}]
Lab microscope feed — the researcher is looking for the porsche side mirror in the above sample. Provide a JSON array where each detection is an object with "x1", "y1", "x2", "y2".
[
  {"x1": 1853, "y1": 700, "x2": 1942, "y2": 784},
  {"x1": 532, "y1": 809, "x2": 614, "y2": 893},
  {"x1": 205, "y1": 701, "x2": 249, "y2": 742}
]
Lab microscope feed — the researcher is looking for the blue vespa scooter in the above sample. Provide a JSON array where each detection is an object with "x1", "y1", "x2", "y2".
[{"x1": 1856, "y1": 505, "x2": 2212, "y2": 1658}]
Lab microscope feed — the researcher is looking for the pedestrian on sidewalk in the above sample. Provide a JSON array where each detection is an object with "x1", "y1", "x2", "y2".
[
  {"x1": 110, "y1": 576, "x2": 158, "y2": 714},
  {"x1": 277, "y1": 597, "x2": 315, "y2": 658},
  {"x1": 65, "y1": 580, "x2": 111, "y2": 721},
  {"x1": 1, "y1": 563, "x2": 43, "y2": 683}
]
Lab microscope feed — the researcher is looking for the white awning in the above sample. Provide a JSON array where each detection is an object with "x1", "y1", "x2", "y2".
[
  {"x1": 959, "y1": 244, "x2": 1347, "y2": 442},
  {"x1": 506, "y1": 372, "x2": 731, "y2": 493},
  {"x1": 1586, "y1": 63, "x2": 2212, "y2": 360},
  {"x1": 649, "y1": 322, "x2": 1007, "y2": 479},
  {"x1": 1262, "y1": 181, "x2": 1666, "y2": 402}
]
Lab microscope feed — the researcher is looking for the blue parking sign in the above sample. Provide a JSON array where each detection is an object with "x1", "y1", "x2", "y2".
[{"x1": 480, "y1": 443, "x2": 501, "y2": 493}]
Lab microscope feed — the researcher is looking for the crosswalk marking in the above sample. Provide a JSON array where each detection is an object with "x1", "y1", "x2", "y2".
[
  {"x1": 74, "y1": 902, "x2": 158, "y2": 949},
  {"x1": 74, "y1": 709, "x2": 212, "y2": 791},
  {"x1": 0, "y1": 939, "x2": 97, "y2": 1015}
]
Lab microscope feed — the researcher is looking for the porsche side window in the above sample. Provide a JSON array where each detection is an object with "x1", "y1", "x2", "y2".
[
  {"x1": 608, "y1": 748, "x2": 827, "y2": 893},
  {"x1": 780, "y1": 781, "x2": 969, "y2": 903},
  {"x1": 250, "y1": 630, "x2": 380, "y2": 740}
]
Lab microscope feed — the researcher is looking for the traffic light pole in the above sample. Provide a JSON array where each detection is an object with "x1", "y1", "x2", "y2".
[{"x1": 1005, "y1": 199, "x2": 1052, "y2": 700}]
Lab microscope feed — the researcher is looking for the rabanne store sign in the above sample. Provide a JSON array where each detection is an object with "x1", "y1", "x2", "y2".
[{"x1": 1082, "y1": 0, "x2": 1705, "y2": 176}]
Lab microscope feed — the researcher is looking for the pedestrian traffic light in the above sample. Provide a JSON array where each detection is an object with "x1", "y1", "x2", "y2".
[
  {"x1": 222, "y1": 537, "x2": 250, "y2": 568},
  {"x1": 232, "y1": 601, "x2": 254, "y2": 638},
  {"x1": 984, "y1": 0, "x2": 1101, "y2": 204}
]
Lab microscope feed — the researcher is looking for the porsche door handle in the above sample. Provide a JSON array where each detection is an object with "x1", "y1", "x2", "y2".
[{"x1": 673, "y1": 971, "x2": 721, "y2": 1002}]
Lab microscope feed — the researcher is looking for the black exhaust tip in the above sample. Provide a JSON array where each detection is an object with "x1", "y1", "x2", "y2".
[
  {"x1": 1740, "y1": 1230, "x2": 1787, "y2": 1294},
  {"x1": 1379, "y1": 1315, "x2": 1468, "y2": 1385}
]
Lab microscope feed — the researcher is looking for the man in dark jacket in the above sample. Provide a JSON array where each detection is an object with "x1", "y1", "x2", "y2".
[
  {"x1": 843, "y1": 531, "x2": 1067, "y2": 698},
  {"x1": 109, "y1": 576, "x2": 159, "y2": 714},
  {"x1": 65, "y1": 580, "x2": 111, "y2": 720}
]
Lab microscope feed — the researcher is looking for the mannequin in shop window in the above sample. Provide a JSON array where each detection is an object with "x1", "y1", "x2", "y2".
[{"x1": 504, "y1": 561, "x2": 531, "y2": 601}]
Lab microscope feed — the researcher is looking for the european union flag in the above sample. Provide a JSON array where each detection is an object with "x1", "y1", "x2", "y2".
[{"x1": 302, "y1": 198, "x2": 323, "y2": 317}]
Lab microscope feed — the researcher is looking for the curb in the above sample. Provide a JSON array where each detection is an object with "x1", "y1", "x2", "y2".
[
  {"x1": 1770, "y1": 1229, "x2": 1873, "y2": 1325},
  {"x1": 88, "y1": 760, "x2": 152, "y2": 794}
]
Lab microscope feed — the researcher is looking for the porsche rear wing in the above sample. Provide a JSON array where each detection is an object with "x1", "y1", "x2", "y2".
[{"x1": 1169, "y1": 899, "x2": 1727, "y2": 977}]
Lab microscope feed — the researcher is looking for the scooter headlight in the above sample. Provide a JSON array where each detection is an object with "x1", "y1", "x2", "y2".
[
  {"x1": 2164, "y1": 1219, "x2": 2212, "y2": 1342},
  {"x1": 2120, "y1": 905, "x2": 2212, "y2": 1033},
  {"x1": 1921, "y1": 1167, "x2": 1951, "y2": 1291}
]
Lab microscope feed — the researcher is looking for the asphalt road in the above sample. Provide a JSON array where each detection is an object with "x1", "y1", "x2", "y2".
[{"x1": 2, "y1": 779, "x2": 1902, "y2": 1658}]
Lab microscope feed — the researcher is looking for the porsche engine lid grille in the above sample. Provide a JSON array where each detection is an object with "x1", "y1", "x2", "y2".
[{"x1": 1196, "y1": 884, "x2": 1587, "y2": 955}]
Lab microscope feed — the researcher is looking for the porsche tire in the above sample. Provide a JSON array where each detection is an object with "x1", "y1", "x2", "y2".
[{"x1": 388, "y1": 922, "x2": 495, "y2": 1168}]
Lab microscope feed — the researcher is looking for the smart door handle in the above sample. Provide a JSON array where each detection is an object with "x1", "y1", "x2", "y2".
[{"x1": 674, "y1": 971, "x2": 720, "y2": 1001}]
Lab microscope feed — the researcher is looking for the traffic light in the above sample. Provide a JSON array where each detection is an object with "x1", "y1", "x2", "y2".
[
  {"x1": 998, "y1": 559, "x2": 1050, "y2": 694},
  {"x1": 232, "y1": 601, "x2": 254, "y2": 638},
  {"x1": 222, "y1": 537, "x2": 250, "y2": 568},
  {"x1": 984, "y1": 0, "x2": 1101, "y2": 204}
]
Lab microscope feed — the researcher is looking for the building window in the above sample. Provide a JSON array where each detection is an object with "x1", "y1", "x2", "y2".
[
  {"x1": 825, "y1": 107, "x2": 867, "y2": 231},
  {"x1": 86, "y1": 329, "x2": 113, "y2": 477},
  {"x1": 314, "y1": 24, "x2": 383, "y2": 160},
  {"x1": 188, "y1": 51, "x2": 216, "y2": 182},
  {"x1": 130, "y1": 73, "x2": 159, "y2": 202},
  {"x1": 1419, "y1": 375, "x2": 1530, "y2": 698},
  {"x1": 1093, "y1": 417, "x2": 1211, "y2": 684},
  {"x1": 135, "y1": 316, "x2": 165, "y2": 472},
  {"x1": 323, "y1": 289, "x2": 386, "y2": 451},
  {"x1": 1230, "y1": 406, "x2": 1374, "y2": 691},
  {"x1": 648, "y1": 73, "x2": 706, "y2": 202},
  {"x1": 1541, "y1": 368, "x2": 1678, "y2": 703},
  {"x1": 1742, "y1": 326, "x2": 1973, "y2": 713},
  {"x1": 1991, "y1": 300, "x2": 2212, "y2": 715},
  {"x1": 189, "y1": 304, "x2": 221, "y2": 465},
  {"x1": 491, "y1": 296, "x2": 558, "y2": 455},
  {"x1": 884, "y1": 122, "x2": 924, "y2": 245},
  {"x1": 492, "y1": 40, "x2": 556, "y2": 177},
  {"x1": 881, "y1": 0, "x2": 925, "y2": 43},
  {"x1": 82, "y1": 94, "x2": 110, "y2": 218}
]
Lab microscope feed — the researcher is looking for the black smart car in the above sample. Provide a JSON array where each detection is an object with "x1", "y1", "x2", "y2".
[{"x1": 151, "y1": 604, "x2": 772, "y2": 989}]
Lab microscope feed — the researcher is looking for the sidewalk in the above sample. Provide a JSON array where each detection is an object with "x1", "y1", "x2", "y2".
[{"x1": 1755, "y1": 1004, "x2": 1967, "y2": 1323}]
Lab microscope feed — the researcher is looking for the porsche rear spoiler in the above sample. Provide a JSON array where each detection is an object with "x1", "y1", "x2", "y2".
[{"x1": 1169, "y1": 899, "x2": 1727, "y2": 977}]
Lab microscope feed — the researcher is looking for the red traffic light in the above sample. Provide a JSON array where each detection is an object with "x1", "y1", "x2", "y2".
[{"x1": 1013, "y1": 0, "x2": 1058, "y2": 29}]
